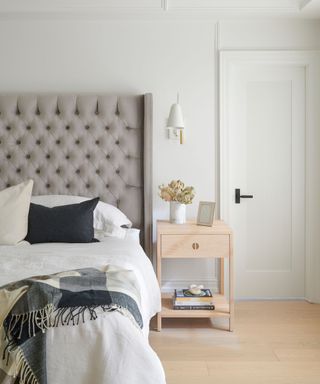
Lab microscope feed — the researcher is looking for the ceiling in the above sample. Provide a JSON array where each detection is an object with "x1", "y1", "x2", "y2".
[{"x1": 0, "y1": 0, "x2": 319, "y2": 19}]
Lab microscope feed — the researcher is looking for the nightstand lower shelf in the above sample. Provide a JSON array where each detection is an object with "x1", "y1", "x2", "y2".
[
  {"x1": 161, "y1": 293, "x2": 230, "y2": 319},
  {"x1": 156, "y1": 220, "x2": 234, "y2": 332}
]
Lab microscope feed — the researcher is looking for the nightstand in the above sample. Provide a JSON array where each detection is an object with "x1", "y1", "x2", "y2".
[{"x1": 156, "y1": 220, "x2": 234, "y2": 331}]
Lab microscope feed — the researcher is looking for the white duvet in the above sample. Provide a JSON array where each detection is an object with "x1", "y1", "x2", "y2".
[{"x1": 0, "y1": 238, "x2": 165, "y2": 384}]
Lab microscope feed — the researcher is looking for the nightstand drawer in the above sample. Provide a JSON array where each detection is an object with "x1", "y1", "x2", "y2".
[{"x1": 160, "y1": 234, "x2": 229, "y2": 258}]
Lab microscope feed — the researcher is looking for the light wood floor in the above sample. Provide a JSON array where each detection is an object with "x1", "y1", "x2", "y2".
[{"x1": 150, "y1": 301, "x2": 320, "y2": 384}]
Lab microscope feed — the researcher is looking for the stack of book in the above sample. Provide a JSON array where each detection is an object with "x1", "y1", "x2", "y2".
[{"x1": 173, "y1": 288, "x2": 215, "y2": 310}]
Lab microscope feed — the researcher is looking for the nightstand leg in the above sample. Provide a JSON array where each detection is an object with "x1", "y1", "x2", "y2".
[
  {"x1": 156, "y1": 313, "x2": 162, "y2": 331},
  {"x1": 220, "y1": 258, "x2": 225, "y2": 295}
]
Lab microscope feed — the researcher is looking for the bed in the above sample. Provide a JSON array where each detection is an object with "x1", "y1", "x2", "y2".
[{"x1": 0, "y1": 94, "x2": 165, "y2": 384}]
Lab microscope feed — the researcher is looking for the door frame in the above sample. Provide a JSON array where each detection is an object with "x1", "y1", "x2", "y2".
[{"x1": 219, "y1": 50, "x2": 319, "y2": 303}]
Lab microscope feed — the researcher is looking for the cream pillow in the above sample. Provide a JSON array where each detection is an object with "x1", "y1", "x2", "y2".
[{"x1": 0, "y1": 180, "x2": 34, "y2": 245}]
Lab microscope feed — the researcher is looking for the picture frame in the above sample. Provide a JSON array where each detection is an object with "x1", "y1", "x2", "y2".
[{"x1": 196, "y1": 201, "x2": 215, "y2": 226}]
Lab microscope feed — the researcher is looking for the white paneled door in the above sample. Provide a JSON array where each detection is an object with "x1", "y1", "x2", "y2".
[{"x1": 220, "y1": 51, "x2": 308, "y2": 299}]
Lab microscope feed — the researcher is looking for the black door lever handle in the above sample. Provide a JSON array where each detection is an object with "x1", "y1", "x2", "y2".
[{"x1": 235, "y1": 188, "x2": 253, "y2": 204}]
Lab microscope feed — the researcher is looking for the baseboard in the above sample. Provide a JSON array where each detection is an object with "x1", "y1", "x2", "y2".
[{"x1": 161, "y1": 279, "x2": 219, "y2": 293}]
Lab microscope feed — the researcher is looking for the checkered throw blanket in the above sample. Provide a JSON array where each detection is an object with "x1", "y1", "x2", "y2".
[{"x1": 0, "y1": 266, "x2": 143, "y2": 384}]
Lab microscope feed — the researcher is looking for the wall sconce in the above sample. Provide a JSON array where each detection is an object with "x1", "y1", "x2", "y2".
[{"x1": 167, "y1": 93, "x2": 185, "y2": 144}]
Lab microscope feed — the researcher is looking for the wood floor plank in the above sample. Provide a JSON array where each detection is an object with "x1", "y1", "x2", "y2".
[
  {"x1": 206, "y1": 362, "x2": 320, "y2": 384},
  {"x1": 155, "y1": 345, "x2": 278, "y2": 362},
  {"x1": 149, "y1": 301, "x2": 320, "y2": 384},
  {"x1": 274, "y1": 348, "x2": 320, "y2": 361},
  {"x1": 163, "y1": 361, "x2": 209, "y2": 377}
]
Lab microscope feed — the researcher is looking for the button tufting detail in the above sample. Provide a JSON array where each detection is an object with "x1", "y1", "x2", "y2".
[{"x1": 0, "y1": 94, "x2": 144, "y2": 238}]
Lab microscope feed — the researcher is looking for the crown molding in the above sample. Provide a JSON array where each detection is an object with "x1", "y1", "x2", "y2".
[
  {"x1": 0, "y1": 0, "x2": 161, "y2": 13},
  {"x1": 168, "y1": 0, "x2": 307, "y2": 11},
  {"x1": 0, "y1": 0, "x2": 317, "y2": 19}
]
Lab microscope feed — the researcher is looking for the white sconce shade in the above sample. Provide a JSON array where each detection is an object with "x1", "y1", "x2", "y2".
[
  {"x1": 167, "y1": 103, "x2": 185, "y2": 129},
  {"x1": 167, "y1": 94, "x2": 185, "y2": 144}
]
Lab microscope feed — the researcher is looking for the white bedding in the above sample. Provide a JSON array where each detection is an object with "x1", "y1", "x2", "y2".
[{"x1": 0, "y1": 238, "x2": 165, "y2": 384}]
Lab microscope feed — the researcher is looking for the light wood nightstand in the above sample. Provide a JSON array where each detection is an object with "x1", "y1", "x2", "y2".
[{"x1": 156, "y1": 220, "x2": 234, "y2": 331}]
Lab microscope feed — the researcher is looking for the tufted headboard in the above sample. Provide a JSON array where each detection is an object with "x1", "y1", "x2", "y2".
[{"x1": 0, "y1": 94, "x2": 153, "y2": 257}]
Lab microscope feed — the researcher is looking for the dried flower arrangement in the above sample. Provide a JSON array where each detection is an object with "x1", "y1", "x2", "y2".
[{"x1": 159, "y1": 180, "x2": 195, "y2": 205}]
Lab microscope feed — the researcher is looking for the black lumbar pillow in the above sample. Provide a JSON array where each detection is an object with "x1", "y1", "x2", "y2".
[{"x1": 26, "y1": 197, "x2": 99, "y2": 244}]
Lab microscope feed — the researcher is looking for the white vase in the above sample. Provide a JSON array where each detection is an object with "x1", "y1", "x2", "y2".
[{"x1": 170, "y1": 202, "x2": 186, "y2": 224}]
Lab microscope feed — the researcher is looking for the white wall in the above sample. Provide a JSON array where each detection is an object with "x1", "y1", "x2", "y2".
[
  {"x1": 0, "y1": 18, "x2": 319, "y2": 292},
  {"x1": 219, "y1": 19, "x2": 320, "y2": 49},
  {"x1": 0, "y1": 19, "x2": 218, "y2": 290},
  {"x1": 0, "y1": 20, "x2": 216, "y2": 214}
]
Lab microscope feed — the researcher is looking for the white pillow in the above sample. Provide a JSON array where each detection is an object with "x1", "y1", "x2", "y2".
[
  {"x1": 124, "y1": 228, "x2": 141, "y2": 244},
  {"x1": 30, "y1": 195, "x2": 132, "y2": 233},
  {"x1": 0, "y1": 180, "x2": 33, "y2": 245},
  {"x1": 94, "y1": 228, "x2": 140, "y2": 243}
]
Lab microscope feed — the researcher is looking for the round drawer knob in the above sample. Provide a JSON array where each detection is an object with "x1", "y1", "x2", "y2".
[{"x1": 192, "y1": 242, "x2": 200, "y2": 250}]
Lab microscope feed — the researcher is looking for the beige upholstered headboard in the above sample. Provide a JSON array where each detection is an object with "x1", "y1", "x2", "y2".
[{"x1": 0, "y1": 94, "x2": 153, "y2": 257}]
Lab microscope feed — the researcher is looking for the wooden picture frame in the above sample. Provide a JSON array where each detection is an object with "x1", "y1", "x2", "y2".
[{"x1": 196, "y1": 201, "x2": 215, "y2": 226}]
